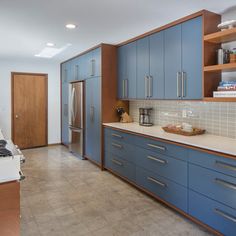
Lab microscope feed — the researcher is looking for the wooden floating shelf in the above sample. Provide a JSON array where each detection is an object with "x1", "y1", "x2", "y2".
[
  {"x1": 204, "y1": 97, "x2": 236, "y2": 102},
  {"x1": 204, "y1": 28, "x2": 236, "y2": 43},
  {"x1": 204, "y1": 63, "x2": 236, "y2": 72}
]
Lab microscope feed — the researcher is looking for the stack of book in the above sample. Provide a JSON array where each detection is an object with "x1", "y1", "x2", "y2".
[{"x1": 213, "y1": 81, "x2": 236, "y2": 98}]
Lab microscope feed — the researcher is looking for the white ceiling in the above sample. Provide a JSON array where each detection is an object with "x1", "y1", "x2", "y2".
[{"x1": 0, "y1": 0, "x2": 236, "y2": 62}]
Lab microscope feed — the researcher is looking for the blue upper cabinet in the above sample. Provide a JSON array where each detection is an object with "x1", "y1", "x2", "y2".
[
  {"x1": 182, "y1": 16, "x2": 202, "y2": 100},
  {"x1": 118, "y1": 42, "x2": 137, "y2": 99},
  {"x1": 92, "y1": 47, "x2": 101, "y2": 77},
  {"x1": 149, "y1": 31, "x2": 164, "y2": 99},
  {"x1": 137, "y1": 37, "x2": 149, "y2": 99},
  {"x1": 164, "y1": 16, "x2": 202, "y2": 100},
  {"x1": 164, "y1": 24, "x2": 182, "y2": 100}
]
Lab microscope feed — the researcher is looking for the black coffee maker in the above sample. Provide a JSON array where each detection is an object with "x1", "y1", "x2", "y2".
[{"x1": 139, "y1": 108, "x2": 153, "y2": 126}]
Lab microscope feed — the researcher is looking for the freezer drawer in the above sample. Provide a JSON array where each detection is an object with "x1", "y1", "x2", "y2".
[{"x1": 69, "y1": 127, "x2": 84, "y2": 159}]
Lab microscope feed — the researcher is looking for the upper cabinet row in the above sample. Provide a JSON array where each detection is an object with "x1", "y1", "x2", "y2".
[
  {"x1": 118, "y1": 16, "x2": 202, "y2": 100},
  {"x1": 62, "y1": 47, "x2": 101, "y2": 84}
]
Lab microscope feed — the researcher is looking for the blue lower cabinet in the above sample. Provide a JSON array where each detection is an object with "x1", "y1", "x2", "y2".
[
  {"x1": 189, "y1": 149, "x2": 236, "y2": 178},
  {"x1": 189, "y1": 164, "x2": 236, "y2": 209},
  {"x1": 135, "y1": 148, "x2": 187, "y2": 186},
  {"x1": 136, "y1": 167, "x2": 187, "y2": 212},
  {"x1": 104, "y1": 152, "x2": 135, "y2": 182},
  {"x1": 189, "y1": 190, "x2": 236, "y2": 236}
]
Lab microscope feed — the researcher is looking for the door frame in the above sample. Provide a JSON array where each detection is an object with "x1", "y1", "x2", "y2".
[{"x1": 11, "y1": 72, "x2": 48, "y2": 147}]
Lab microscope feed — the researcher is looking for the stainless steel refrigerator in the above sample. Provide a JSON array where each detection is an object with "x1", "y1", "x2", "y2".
[{"x1": 69, "y1": 81, "x2": 84, "y2": 159}]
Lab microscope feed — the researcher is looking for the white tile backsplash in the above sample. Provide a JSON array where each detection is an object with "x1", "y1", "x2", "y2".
[{"x1": 129, "y1": 100, "x2": 236, "y2": 139}]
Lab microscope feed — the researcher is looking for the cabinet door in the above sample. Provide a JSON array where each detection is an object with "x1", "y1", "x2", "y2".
[
  {"x1": 72, "y1": 57, "x2": 80, "y2": 81},
  {"x1": 126, "y1": 42, "x2": 137, "y2": 99},
  {"x1": 164, "y1": 25, "x2": 182, "y2": 99},
  {"x1": 92, "y1": 47, "x2": 101, "y2": 77},
  {"x1": 85, "y1": 78, "x2": 101, "y2": 164},
  {"x1": 137, "y1": 37, "x2": 149, "y2": 99},
  {"x1": 150, "y1": 31, "x2": 164, "y2": 99},
  {"x1": 182, "y1": 16, "x2": 202, "y2": 100},
  {"x1": 84, "y1": 51, "x2": 93, "y2": 79},
  {"x1": 61, "y1": 83, "x2": 69, "y2": 144},
  {"x1": 117, "y1": 46, "x2": 126, "y2": 99},
  {"x1": 61, "y1": 63, "x2": 68, "y2": 84}
]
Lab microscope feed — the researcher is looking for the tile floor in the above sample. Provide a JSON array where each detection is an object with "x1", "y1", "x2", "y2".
[{"x1": 21, "y1": 145, "x2": 212, "y2": 236}]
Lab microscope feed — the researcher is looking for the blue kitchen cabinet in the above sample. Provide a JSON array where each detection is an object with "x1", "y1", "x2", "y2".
[
  {"x1": 117, "y1": 42, "x2": 137, "y2": 99},
  {"x1": 85, "y1": 77, "x2": 101, "y2": 164},
  {"x1": 136, "y1": 32, "x2": 164, "y2": 99},
  {"x1": 164, "y1": 24, "x2": 182, "y2": 99},
  {"x1": 61, "y1": 83, "x2": 69, "y2": 145},
  {"x1": 164, "y1": 17, "x2": 202, "y2": 100},
  {"x1": 182, "y1": 16, "x2": 202, "y2": 99},
  {"x1": 61, "y1": 62, "x2": 69, "y2": 84}
]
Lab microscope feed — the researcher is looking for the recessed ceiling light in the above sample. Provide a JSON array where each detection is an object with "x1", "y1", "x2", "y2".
[
  {"x1": 66, "y1": 24, "x2": 77, "y2": 29},
  {"x1": 46, "y1": 42, "x2": 55, "y2": 47}
]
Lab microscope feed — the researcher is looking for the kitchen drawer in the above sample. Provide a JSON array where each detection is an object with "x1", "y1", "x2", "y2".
[
  {"x1": 104, "y1": 152, "x2": 135, "y2": 182},
  {"x1": 104, "y1": 139, "x2": 136, "y2": 163},
  {"x1": 133, "y1": 135, "x2": 188, "y2": 161},
  {"x1": 104, "y1": 128, "x2": 134, "y2": 145},
  {"x1": 189, "y1": 149, "x2": 236, "y2": 178},
  {"x1": 189, "y1": 164, "x2": 236, "y2": 209},
  {"x1": 136, "y1": 167, "x2": 187, "y2": 212},
  {"x1": 135, "y1": 147, "x2": 187, "y2": 186},
  {"x1": 189, "y1": 190, "x2": 236, "y2": 236}
]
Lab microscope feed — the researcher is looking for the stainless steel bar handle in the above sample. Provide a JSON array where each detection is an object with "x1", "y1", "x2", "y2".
[
  {"x1": 215, "y1": 178, "x2": 236, "y2": 190},
  {"x1": 90, "y1": 59, "x2": 95, "y2": 76},
  {"x1": 147, "y1": 155, "x2": 167, "y2": 164},
  {"x1": 112, "y1": 143, "x2": 123, "y2": 149},
  {"x1": 145, "y1": 76, "x2": 148, "y2": 98},
  {"x1": 177, "y1": 72, "x2": 181, "y2": 98},
  {"x1": 147, "y1": 143, "x2": 166, "y2": 151},
  {"x1": 70, "y1": 88, "x2": 75, "y2": 123},
  {"x1": 112, "y1": 159, "x2": 123, "y2": 166},
  {"x1": 147, "y1": 176, "x2": 167, "y2": 188},
  {"x1": 182, "y1": 72, "x2": 186, "y2": 97},
  {"x1": 112, "y1": 133, "x2": 123, "y2": 139},
  {"x1": 90, "y1": 106, "x2": 94, "y2": 123},
  {"x1": 148, "y1": 76, "x2": 153, "y2": 98},
  {"x1": 215, "y1": 160, "x2": 236, "y2": 172},
  {"x1": 214, "y1": 208, "x2": 236, "y2": 223}
]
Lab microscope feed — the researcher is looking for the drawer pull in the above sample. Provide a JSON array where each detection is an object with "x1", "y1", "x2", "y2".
[
  {"x1": 112, "y1": 159, "x2": 123, "y2": 166},
  {"x1": 147, "y1": 155, "x2": 167, "y2": 165},
  {"x1": 147, "y1": 143, "x2": 166, "y2": 151},
  {"x1": 215, "y1": 160, "x2": 236, "y2": 172},
  {"x1": 147, "y1": 176, "x2": 167, "y2": 188},
  {"x1": 111, "y1": 133, "x2": 123, "y2": 139},
  {"x1": 215, "y1": 178, "x2": 236, "y2": 191},
  {"x1": 112, "y1": 143, "x2": 122, "y2": 149},
  {"x1": 214, "y1": 208, "x2": 236, "y2": 223}
]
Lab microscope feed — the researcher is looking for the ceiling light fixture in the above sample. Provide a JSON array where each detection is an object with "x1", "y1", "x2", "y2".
[
  {"x1": 66, "y1": 24, "x2": 77, "y2": 29},
  {"x1": 46, "y1": 42, "x2": 55, "y2": 47}
]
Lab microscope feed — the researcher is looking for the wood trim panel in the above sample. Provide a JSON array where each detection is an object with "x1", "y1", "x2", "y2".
[
  {"x1": 105, "y1": 167, "x2": 222, "y2": 236},
  {"x1": 103, "y1": 125, "x2": 236, "y2": 160},
  {"x1": 11, "y1": 72, "x2": 48, "y2": 148}
]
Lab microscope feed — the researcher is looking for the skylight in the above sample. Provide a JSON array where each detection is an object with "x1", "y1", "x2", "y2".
[{"x1": 35, "y1": 44, "x2": 71, "y2": 58}]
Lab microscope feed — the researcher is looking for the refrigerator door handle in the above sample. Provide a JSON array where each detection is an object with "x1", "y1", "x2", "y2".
[{"x1": 70, "y1": 87, "x2": 75, "y2": 124}]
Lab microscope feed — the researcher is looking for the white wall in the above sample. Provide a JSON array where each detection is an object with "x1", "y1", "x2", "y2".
[{"x1": 0, "y1": 59, "x2": 61, "y2": 144}]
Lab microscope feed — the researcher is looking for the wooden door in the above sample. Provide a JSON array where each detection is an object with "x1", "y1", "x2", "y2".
[{"x1": 12, "y1": 73, "x2": 48, "y2": 149}]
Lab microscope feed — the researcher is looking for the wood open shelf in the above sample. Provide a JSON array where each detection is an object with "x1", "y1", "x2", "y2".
[
  {"x1": 204, "y1": 63, "x2": 236, "y2": 72},
  {"x1": 204, "y1": 97, "x2": 236, "y2": 102},
  {"x1": 204, "y1": 28, "x2": 236, "y2": 43}
]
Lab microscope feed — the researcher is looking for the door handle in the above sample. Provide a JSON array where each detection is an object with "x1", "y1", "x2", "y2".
[
  {"x1": 147, "y1": 155, "x2": 167, "y2": 164},
  {"x1": 90, "y1": 106, "x2": 95, "y2": 123},
  {"x1": 15, "y1": 115, "x2": 19, "y2": 119},
  {"x1": 75, "y1": 65, "x2": 79, "y2": 80},
  {"x1": 147, "y1": 143, "x2": 166, "y2": 151},
  {"x1": 90, "y1": 59, "x2": 95, "y2": 76},
  {"x1": 145, "y1": 76, "x2": 148, "y2": 98},
  {"x1": 181, "y1": 72, "x2": 186, "y2": 98},
  {"x1": 147, "y1": 176, "x2": 167, "y2": 188},
  {"x1": 149, "y1": 76, "x2": 153, "y2": 98},
  {"x1": 215, "y1": 161, "x2": 236, "y2": 172},
  {"x1": 177, "y1": 72, "x2": 181, "y2": 98},
  {"x1": 214, "y1": 208, "x2": 236, "y2": 223},
  {"x1": 215, "y1": 178, "x2": 236, "y2": 190}
]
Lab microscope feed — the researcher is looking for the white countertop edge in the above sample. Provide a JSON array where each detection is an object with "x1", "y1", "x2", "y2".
[
  {"x1": 0, "y1": 177, "x2": 20, "y2": 184},
  {"x1": 103, "y1": 122, "x2": 236, "y2": 157}
]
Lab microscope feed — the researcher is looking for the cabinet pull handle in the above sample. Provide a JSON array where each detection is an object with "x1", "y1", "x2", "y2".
[
  {"x1": 112, "y1": 143, "x2": 122, "y2": 149},
  {"x1": 177, "y1": 72, "x2": 181, "y2": 98},
  {"x1": 214, "y1": 208, "x2": 236, "y2": 223},
  {"x1": 147, "y1": 176, "x2": 167, "y2": 188},
  {"x1": 90, "y1": 106, "x2": 95, "y2": 123},
  {"x1": 90, "y1": 59, "x2": 95, "y2": 76},
  {"x1": 145, "y1": 76, "x2": 148, "y2": 98},
  {"x1": 147, "y1": 143, "x2": 166, "y2": 151},
  {"x1": 182, "y1": 72, "x2": 186, "y2": 97},
  {"x1": 215, "y1": 178, "x2": 236, "y2": 190},
  {"x1": 215, "y1": 160, "x2": 236, "y2": 172},
  {"x1": 149, "y1": 76, "x2": 153, "y2": 98},
  {"x1": 75, "y1": 65, "x2": 79, "y2": 80},
  {"x1": 112, "y1": 133, "x2": 122, "y2": 139},
  {"x1": 112, "y1": 159, "x2": 123, "y2": 166},
  {"x1": 147, "y1": 155, "x2": 167, "y2": 164}
]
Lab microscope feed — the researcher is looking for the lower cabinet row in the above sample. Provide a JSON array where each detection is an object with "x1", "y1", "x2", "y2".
[{"x1": 104, "y1": 127, "x2": 236, "y2": 236}]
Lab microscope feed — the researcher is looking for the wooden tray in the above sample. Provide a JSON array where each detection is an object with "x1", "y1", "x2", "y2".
[{"x1": 162, "y1": 127, "x2": 205, "y2": 136}]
